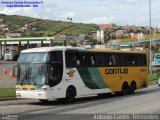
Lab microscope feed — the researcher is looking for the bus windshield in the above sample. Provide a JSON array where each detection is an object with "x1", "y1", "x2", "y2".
[
  {"x1": 17, "y1": 51, "x2": 63, "y2": 86},
  {"x1": 17, "y1": 52, "x2": 49, "y2": 86},
  {"x1": 18, "y1": 52, "x2": 49, "y2": 63},
  {"x1": 17, "y1": 63, "x2": 48, "y2": 86}
]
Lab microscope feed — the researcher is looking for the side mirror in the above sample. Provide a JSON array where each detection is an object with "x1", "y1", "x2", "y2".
[{"x1": 13, "y1": 66, "x2": 18, "y2": 77}]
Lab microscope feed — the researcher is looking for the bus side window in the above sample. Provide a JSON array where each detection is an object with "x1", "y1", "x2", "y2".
[
  {"x1": 129, "y1": 55, "x2": 135, "y2": 65},
  {"x1": 108, "y1": 55, "x2": 113, "y2": 66},
  {"x1": 111, "y1": 55, "x2": 116, "y2": 65},
  {"x1": 128, "y1": 55, "x2": 131, "y2": 65},
  {"x1": 136, "y1": 54, "x2": 146, "y2": 66},
  {"x1": 65, "y1": 52, "x2": 80, "y2": 67},
  {"x1": 82, "y1": 54, "x2": 85, "y2": 65},
  {"x1": 97, "y1": 54, "x2": 106, "y2": 66},
  {"x1": 72, "y1": 55, "x2": 78, "y2": 66},
  {"x1": 134, "y1": 54, "x2": 140, "y2": 65},
  {"x1": 142, "y1": 54, "x2": 147, "y2": 66},
  {"x1": 82, "y1": 54, "x2": 92, "y2": 66},
  {"x1": 66, "y1": 53, "x2": 73, "y2": 67},
  {"x1": 74, "y1": 54, "x2": 80, "y2": 66},
  {"x1": 106, "y1": 56, "x2": 109, "y2": 66},
  {"x1": 90, "y1": 55, "x2": 95, "y2": 66},
  {"x1": 122, "y1": 54, "x2": 129, "y2": 66},
  {"x1": 112, "y1": 54, "x2": 120, "y2": 66},
  {"x1": 116, "y1": 54, "x2": 121, "y2": 65}
]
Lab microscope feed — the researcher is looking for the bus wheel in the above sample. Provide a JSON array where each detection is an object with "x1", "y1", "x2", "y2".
[
  {"x1": 121, "y1": 82, "x2": 129, "y2": 96},
  {"x1": 39, "y1": 99, "x2": 49, "y2": 103},
  {"x1": 65, "y1": 87, "x2": 76, "y2": 104},
  {"x1": 129, "y1": 82, "x2": 136, "y2": 94}
]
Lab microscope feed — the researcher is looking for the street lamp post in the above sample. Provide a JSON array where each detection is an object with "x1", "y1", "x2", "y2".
[{"x1": 149, "y1": 0, "x2": 152, "y2": 74}]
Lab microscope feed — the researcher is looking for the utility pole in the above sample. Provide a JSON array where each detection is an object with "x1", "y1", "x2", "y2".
[{"x1": 149, "y1": 0, "x2": 152, "y2": 74}]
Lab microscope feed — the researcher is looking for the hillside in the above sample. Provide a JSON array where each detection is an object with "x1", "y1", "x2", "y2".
[{"x1": 0, "y1": 14, "x2": 98, "y2": 37}]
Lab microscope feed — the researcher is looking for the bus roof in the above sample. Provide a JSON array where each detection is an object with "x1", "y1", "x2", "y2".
[
  {"x1": 21, "y1": 46, "x2": 85, "y2": 53},
  {"x1": 21, "y1": 46, "x2": 146, "y2": 54}
]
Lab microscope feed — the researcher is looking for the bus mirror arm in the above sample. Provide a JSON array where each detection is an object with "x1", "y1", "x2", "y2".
[{"x1": 13, "y1": 66, "x2": 18, "y2": 77}]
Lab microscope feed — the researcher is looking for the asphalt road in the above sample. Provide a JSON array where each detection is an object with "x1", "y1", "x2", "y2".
[{"x1": 0, "y1": 85, "x2": 160, "y2": 120}]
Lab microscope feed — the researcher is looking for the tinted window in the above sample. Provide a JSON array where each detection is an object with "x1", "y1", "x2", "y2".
[
  {"x1": 66, "y1": 52, "x2": 81, "y2": 67},
  {"x1": 106, "y1": 54, "x2": 121, "y2": 66},
  {"x1": 96, "y1": 54, "x2": 106, "y2": 66},
  {"x1": 65, "y1": 51, "x2": 147, "y2": 67},
  {"x1": 49, "y1": 51, "x2": 63, "y2": 63},
  {"x1": 121, "y1": 53, "x2": 147, "y2": 66},
  {"x1": 81, "y1": 53, "x2": 92, "y2": 66},
  {"x1": 49, "y1": 63, "x2": 63, "y2": 87}
]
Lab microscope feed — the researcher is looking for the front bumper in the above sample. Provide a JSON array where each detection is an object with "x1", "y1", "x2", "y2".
[{"x1": 16, "y1": 90, "x2": 49, "y2": 99}]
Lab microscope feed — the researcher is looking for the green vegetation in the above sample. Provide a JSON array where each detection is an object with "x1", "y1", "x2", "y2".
[
  {"x1": 0, "y1": 14, "x2": 37, "y2": 28},
  {"x1": 148, "y1": 73, "x2": 160, "y2": 85},
  {"x1": 62, "y1": 23, "x2": 98, "y2": 35},
  {"x1": 0, "y1": 88, "x2": 16, "y2": 100},
  {"x1": 0, "y1": 14, "x2": 98, "y2": 37},
  {"x1": 148, "y1": 74, "x2": 158, "y2": 81}
]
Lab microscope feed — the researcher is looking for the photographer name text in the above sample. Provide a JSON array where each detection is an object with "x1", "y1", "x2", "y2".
[{"x1": 0, "y1": 1, "x2": 44, "y2": 7}]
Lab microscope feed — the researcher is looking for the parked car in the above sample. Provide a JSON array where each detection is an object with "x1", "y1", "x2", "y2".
[{"x1": 4, "y1": 49, "x2": 18, "y2": 61}]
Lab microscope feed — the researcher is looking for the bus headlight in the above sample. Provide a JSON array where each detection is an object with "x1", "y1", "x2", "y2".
[
  {"x1": 42, "y1": 88, "x2": 48, "y2": 91},
  {"x1": 16, "y1": 88, "x2": 22, "y2": 91}
]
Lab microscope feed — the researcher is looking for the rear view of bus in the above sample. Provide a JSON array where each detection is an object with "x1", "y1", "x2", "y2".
[{"x1": 16, "y1": 47, "x2": 63, "y2": 102}]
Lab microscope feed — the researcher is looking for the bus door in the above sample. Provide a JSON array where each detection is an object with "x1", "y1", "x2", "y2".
[
  {"x1": 48, "y1": 62, "x2": 63, "y2": 97},
  {"x1": 48, "y1": 51, "x2": 63, "y2": 98},
  {"x1": 49, "y1": 63, "x2": 62, "y2": 87}
]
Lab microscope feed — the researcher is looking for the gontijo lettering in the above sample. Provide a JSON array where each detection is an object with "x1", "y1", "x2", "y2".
[{"x1": 105, "y1": 68, "x2": 128, "y2": 75}]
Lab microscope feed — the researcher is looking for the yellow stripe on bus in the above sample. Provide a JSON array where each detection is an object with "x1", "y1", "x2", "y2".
[{"x1": 16, "y1": 85, "x2": 33, "y2": 89}]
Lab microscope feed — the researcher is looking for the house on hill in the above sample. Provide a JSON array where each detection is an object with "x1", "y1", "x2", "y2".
[{"x1": 98, "y1": 23, "x2": 118, "y2": 30}]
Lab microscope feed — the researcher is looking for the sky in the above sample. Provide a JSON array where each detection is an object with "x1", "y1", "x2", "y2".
[{"x1": 0, "y1": 0, "x2": 159, "y2": 27}]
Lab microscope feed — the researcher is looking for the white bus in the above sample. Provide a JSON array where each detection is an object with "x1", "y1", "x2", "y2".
[{"x1": 15, "y1": 46, "x2": 148, "y2": 103}]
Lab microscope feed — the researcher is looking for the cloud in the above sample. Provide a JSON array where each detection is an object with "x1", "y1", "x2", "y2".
[
  {"x1": 117, "y1": 0, "x2": 144, "y2": 5},
  {"x1": 87, "y1": 16, "x2": 115, "y2": 24},
  {"x1": 60, "y1": 12, "x2": 75, "y2": 18},
  {"x1": 137, "y1": 17, "x2": 148, "y2": 23},
  {"x1": 0, "y1": 0, "x2": 159, "y2": 26},
  {"x1": 135, "y1": 16, "x2": 160, "y2": 26},
  {"x1": 0, "y1": 7, "x2": 39, "y2": 18},
  {"x1": 125, "y1": 0, "x2": 140, "y2": 4},
  {"x1": 45, "y1": 9, "x2": 50, "y2": 12}
]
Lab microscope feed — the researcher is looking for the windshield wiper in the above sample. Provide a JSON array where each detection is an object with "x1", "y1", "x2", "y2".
[
  {"x1": 21, "y1": 68, "x2": 37, "y2": 86},
  {"x1": 31, "y1": 76, "x2": 37, "y2": 86},
  {"x1": 29, "y1": 67, "x2": 37, "y2": 86},
  {"x1": 21, "y1": 71, "x2": 29, "y2": 85}
]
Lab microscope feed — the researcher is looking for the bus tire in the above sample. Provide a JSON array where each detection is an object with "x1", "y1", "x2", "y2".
[
  {"x1": 121, "y1": 82, "x2": 129, "y2": 96},
  {"x1": 65, "y1": 87, "x2": 76, "y2": 104},
  {"x1": 129, "y1": 81, "x2": 136, "y2": 94}
]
